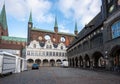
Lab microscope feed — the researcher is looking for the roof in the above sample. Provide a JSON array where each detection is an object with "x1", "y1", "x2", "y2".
[
  {"x1": 29, "y1": 11, "x2": 32, "y2": 23},
  {"x1": 54, "y1": 16, "x2": 58, "y2": 28},
  {"x1": 32, "y1": 27, "x2": 75, "y2": 36},
  {"x1": 58, "y1": 32, "x2": 75, "y2": 36},
  {"x1": 74, "y1": 22, "x2": 78, "y2": 32},
  {"x1": 1, "y1": 36, "x2": 27, "y2": 42},
  {"x1": 68, "y1": 12, "x2": 105, "y2": 49},
  {"x1": 32, "y1": 27, "x2": 54, "y2": 33},
  {"x1": 0, "y1": 3, "x2": 8, "y2": 30}
]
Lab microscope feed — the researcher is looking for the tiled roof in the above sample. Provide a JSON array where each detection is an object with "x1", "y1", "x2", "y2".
[
  {"x1": 58, "y1": 32, "x2": 75, "y2": 36},
  {"x1": 67, "y1": 12, "x2": 105, "y2": 49},
  {"x1": 32, "y1": 27, "x2": 54, "y2": 33},
  {"x1": 1, "y1": 36, "x2": 27, "y2": 42},
  {"x1": 32, "y1": 27, "x2": 75, "y2": 36}
]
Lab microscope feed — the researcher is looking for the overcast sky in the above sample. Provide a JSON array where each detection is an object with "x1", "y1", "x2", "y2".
[{"x1": 0, "y1": 0, "x2": 102, "y2": 38}]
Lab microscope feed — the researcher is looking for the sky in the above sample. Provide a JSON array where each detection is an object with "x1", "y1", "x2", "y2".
[{"x1": 0, "y1": 0, "x2": 102, "y2": 38}]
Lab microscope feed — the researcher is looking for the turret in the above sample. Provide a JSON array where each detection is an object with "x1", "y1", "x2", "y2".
[
  {"x1": 0, "y1": 2, "x2": 8, "y2": 36},
  {"x1": 27, "y1": 11, "x2": 33, "y2": 44},
  {"x1": 28, "y1": 11, "x2": 33, "y2": 28},
  {"x1": 74, "y1": 22, "x2": 78, "y2": 35},
  {"x1": 54, "y1": 16, "x2": 58, "y2": 33}
]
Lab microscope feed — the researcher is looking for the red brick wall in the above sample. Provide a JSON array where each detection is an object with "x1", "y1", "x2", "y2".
[{"x1": 30, "y1": 30, "x2": 74, "y2": 46}]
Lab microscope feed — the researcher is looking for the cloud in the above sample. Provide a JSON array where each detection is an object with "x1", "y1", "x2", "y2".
[
  {"x1": 5, "y1": 0, "x2": 27, "y2": 20},
  {"x1": 59, "y1": 24, "x2": 70, "y2": 33},
  {"x1": 2, "y1": 0, "x2": 54, "y2": 23},
  {"x1": 25, "y1": 0, "x2": 54, "y2": 23},
  {"x1": 58, "y1": 0, "x2": 102, "y2": 26}
]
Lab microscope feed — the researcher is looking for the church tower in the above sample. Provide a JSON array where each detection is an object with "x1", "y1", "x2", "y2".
[
  {"x1": 0, "y1": 3, "x2": 8, "y2": 36},
  {"x1": 27, "y1": 11, "x2": 33, "y2": 44},
  {"x1": 54, "y1": 16, "x2": 58, "y2": 33}
]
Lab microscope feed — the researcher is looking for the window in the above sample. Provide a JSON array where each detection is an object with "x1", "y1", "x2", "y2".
[
  {"x1": 56, "y1": 52, "x2": 58, "y2": 56},
  {"x1": 50, "y1": 45, "x2": 52, "y2": 49},
  {"x1": 59, "y1": 52, "x2": 61, "y2": 56},
  {"x1": 27, "y1": 51, "x2": 30, "y2": 55},
  {"x1": 65, "y1": 53, "x2": 67, "y2": 56},
  {"x1": 61, "y1": 46, "x2": 63, "y2": 50},
  {"x1": 41, "y1": 52, "x2": 43, "y2": 56},
  {"x1": 53, "y1": 52, "x2": 55, "y2": 56},
  {"x1": 35, "y1": 51, "x2": 38, "y2": 56},
  {"x1": 31, "y1": 51, "x2": 34, "y2": 56},
  {"x1": 60, "y1": 37, "x2": 66, "y2": 42},
  {"x1": 1, "y1": 32, "x2": 3, "y2": 35},
  {"x1": 33, "y1": 44, "x2": 36, "y2": 48},
  {"x1": 46, "y1": 45, "x2": 52, "y2": 49},
  {"x1": 62, "y1": 53, "x2": 64, "y2": 56},
  {"x1": 39, "y1": 52, "x2": 41, "y2": 56},
  {"x1": 44, "y1": 35, "x2": 51, "y2": 40},
  {"x1": 50, "y1": 52, "x2": 52, "y2": 56},
  {"x1": 109, "y1": 5, "x2": 115, "y2": 13},
  {"x1": 111, "y1": 21, "x2": 120, "y2": 39},
  {"x1": 46, "y1": 52, "x2": 48, "y2": 56},
  {"x1": 46, "y1": 45, "x2": 49, "y2": 48},
  {"x1": 43, "y1": 51, "x2": 45, "y2": 56}
]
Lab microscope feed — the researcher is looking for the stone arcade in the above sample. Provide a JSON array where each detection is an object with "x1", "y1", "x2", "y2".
[{"x1": 67, "y1": 0, "x2": 120, "y2": 71}]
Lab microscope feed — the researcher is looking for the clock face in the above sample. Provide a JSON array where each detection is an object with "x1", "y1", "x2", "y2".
[
  {"x1": 109, "y1": 5, "x2": 114, "y2": 13},
  {"x1": 60, "y1": 37, "x2": 66, "y2": 42},
  {"x1": 53, "y1": 38, "x2": 56, "y2": 42},
  {"x1": 29, "y1": 24, "x2": 31, "y2": 27},
  {"x1": 44, "y1": 35, "x2": 51, "y2": 40}
]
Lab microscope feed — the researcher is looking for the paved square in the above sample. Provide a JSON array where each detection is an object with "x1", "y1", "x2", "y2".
[{"x1": 0, "y1": 67, "x2": 120, "y2": 84}]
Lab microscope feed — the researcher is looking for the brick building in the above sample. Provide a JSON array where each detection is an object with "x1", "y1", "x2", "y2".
[
  {"x1": 0, "y1": 3, "x2": 26, "y2": 57},
  {"x1": 26, "y1": 12, "x2": 76, "y2": 67}
]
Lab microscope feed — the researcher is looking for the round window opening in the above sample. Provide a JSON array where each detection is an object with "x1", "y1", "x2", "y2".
[
  {"x1": 60, "y1": 37, "x2": 66, "y2": 42},
  {"x1": 45, "y1": 35, "x2": 51, "y2": 40}
]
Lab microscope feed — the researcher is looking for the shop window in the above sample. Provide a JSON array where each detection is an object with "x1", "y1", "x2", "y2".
[{"x1": 111, "y1": 20, "x2": 120, "y2": 39}]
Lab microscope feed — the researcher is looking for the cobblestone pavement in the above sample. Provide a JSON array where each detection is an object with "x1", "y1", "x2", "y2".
[{"x1": 0, "y1": 67, "x2": 120, "y2": 84}]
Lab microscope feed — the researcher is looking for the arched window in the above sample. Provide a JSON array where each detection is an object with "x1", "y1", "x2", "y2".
[{"x1": 111, "y1": 20, "x2": 120, "y2": 39}]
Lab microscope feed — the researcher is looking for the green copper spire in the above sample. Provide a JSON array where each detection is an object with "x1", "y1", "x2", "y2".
[
  {"x1": 0, "y1": 3, "x2": 8, "y2": 30},
  {"x1": 54, "y1": 16, "x2": 58, "y2": 28},
  {"x1": 29, "y1": 11, "x2": 32, "y2": 23},
  {"x1": 75, "y1": 22, "x2": 78, "y2": 32}
]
